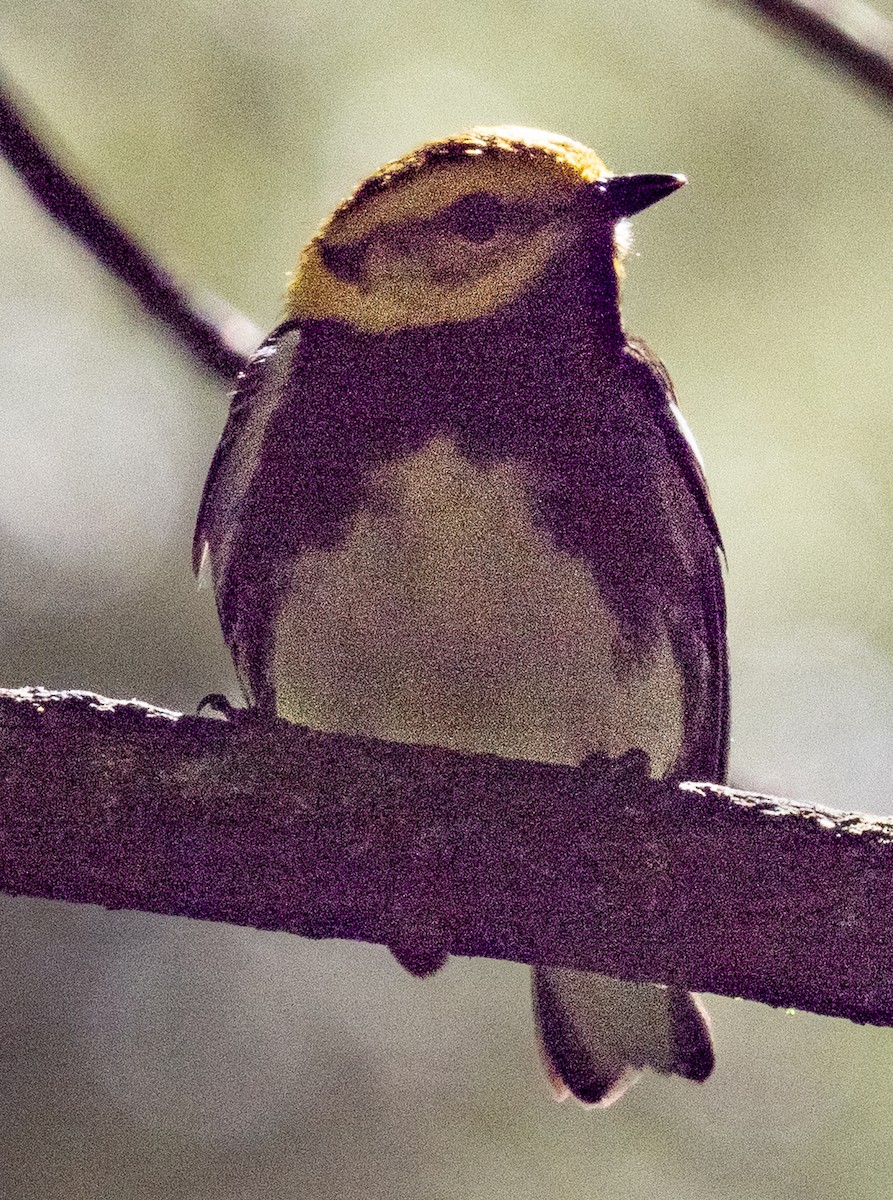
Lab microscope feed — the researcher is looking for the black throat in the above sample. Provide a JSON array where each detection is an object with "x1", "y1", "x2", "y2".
[{"x1": 295, "y1": 234, "x2": 625, "y2": 460}]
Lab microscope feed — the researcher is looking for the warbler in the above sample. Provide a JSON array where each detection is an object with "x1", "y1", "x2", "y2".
[{"x1": 194, "y1": 126, "x2": 728, "y2": 1107}]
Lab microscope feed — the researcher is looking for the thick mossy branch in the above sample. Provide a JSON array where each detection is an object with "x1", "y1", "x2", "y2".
[{"x1": 0, "y1": 685, "x2": 890, "y2": 1024}]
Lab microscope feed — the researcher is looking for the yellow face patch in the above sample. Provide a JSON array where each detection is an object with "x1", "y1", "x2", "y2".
[
  {"x1": 290, "y1": 216, "x2": 571, "y2": 333},
  {"x1": 286, "y1": 126, "x2": 612, "y2": 333}
]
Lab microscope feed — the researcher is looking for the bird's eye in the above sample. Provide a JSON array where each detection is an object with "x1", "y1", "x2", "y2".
[
  {"x1": 445, "y1": 193, "x2": 506, "y2": 243},
  {"x1": 320, "y1": 239, "x2": 367, "y2": 283}
]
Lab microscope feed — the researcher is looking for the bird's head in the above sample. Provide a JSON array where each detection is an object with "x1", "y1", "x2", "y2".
[{"x1": 286, "y1": 126, "x2": 684, "y2": 334}]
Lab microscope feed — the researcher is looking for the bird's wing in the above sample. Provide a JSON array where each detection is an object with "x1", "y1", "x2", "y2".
[
  {"x1": 529, "y1": 340, "x2": 726, "y2": 1105},
  {"x1": 622, "y1": 337, "x2": 729, "y2": 784},
  {"x1": 193, "y1": 318, "x2": 304, "y2": 708},
  {"x1": 528, "y1": 333, "x2": 728, "y2": 785}
]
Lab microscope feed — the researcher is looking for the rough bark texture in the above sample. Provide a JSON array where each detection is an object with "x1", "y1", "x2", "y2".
[{"x1": 0, "y1": 685, "x2": 890, "y2": 1024}]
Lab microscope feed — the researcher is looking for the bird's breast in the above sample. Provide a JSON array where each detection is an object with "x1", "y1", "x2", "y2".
[{"x1": 271, "y1": 435, "x2": 682, "y2": 775}]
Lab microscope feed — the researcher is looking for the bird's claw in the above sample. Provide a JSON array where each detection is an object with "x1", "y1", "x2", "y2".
[
  {"x1": 197, "y1": 692, "x2": 244, "y2": 720},
  {"x1": 579, "y1": 748, "x2": 651, "y2": 796}
]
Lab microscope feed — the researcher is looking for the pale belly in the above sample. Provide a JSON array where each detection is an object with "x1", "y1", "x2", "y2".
[{"x1": 272, "y1": 436, "x2": 682, "y2": 776}]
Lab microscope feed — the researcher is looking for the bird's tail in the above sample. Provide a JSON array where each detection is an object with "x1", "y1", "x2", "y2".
[{"x1": 532, "y1": 966, "x2": 714, "y2": 1107}]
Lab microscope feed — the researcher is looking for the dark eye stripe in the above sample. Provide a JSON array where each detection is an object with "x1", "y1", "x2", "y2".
[
  {"x1": 319, "y1": 239, "x2": 369, "y2": 283},
  {"x1": 319, "y1": 193, "x2": 555, "y2": 283},
  {"x1": 442, "y1": 192, "x2": 506, "y2": 243}
]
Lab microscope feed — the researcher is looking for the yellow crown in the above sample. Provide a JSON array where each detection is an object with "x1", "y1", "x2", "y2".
[{"x1": 287, "y1": 127, "x2": 612, "y2": 333}]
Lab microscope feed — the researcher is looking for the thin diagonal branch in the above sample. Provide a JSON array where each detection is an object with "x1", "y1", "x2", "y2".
[
  {"x1": 4, "y1": 0, "x2": 893, "y2": 385},
  {"x1": 1, "y1": 685, "x2": 892, "y2": 1026},
  {"x1": 734, "y1": 0, "x2": 893, "y2": 108},
  {"x1": 0, "y1": 71, "x2": 256, "y2": 380}
]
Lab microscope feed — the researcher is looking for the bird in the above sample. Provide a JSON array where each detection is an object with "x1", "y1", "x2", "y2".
[{"x1": 193, "y1": 125, "x2": 728, "y2": 1108}]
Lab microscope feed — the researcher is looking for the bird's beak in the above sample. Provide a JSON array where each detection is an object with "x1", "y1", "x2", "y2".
[{"x1": 588, "y1": 173, "x2": 686, "y2": 220}]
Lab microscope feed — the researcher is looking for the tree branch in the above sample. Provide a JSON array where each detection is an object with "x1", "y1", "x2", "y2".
[
  {"x1": 0, "y1": 685, "x2": 890, "y2": 1025},
  {"x1": 734, "y1": 0, "x2": 893, "y2": 109},
  {"x1": 5, "y1": 0, "x2": 893, "y2": 387},
  {"x1": 0, "y1": 71, "x2": 256, "y2": 380}
]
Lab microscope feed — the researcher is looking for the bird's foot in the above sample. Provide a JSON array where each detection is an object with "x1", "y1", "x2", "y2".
[
  {"x1": 580, "y1": 748, "x2": 651, "y2": 796},
  {"x1": 197, "y1": 693, "x2": 247, "y2": 720}
]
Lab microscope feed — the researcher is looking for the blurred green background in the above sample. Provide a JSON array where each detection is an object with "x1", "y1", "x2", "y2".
[{"x1": 2, "y1": 0, "x2": 893, "y2": 1196}]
